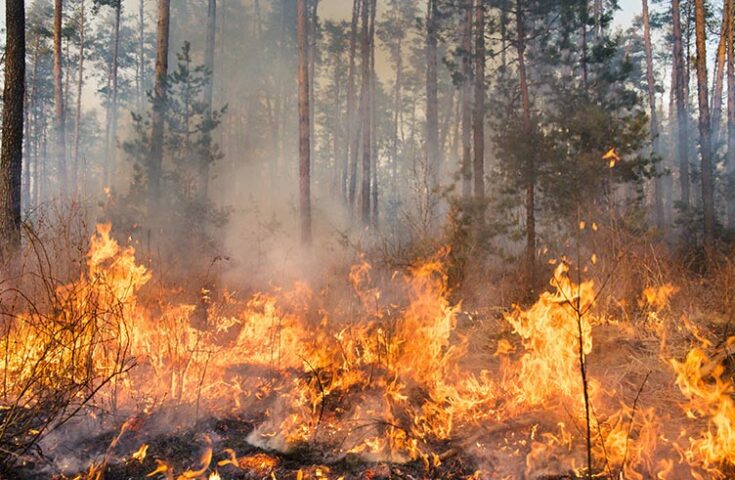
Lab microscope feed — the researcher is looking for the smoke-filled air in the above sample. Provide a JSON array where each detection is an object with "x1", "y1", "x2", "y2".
[{"x1": 2, "y1": 0, "x2": 735, "y2": 479}]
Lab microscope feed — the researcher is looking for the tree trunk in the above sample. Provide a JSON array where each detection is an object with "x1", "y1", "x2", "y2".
[
  {"x1": 711, "y1": 3, "x2": 729, "y2": 147},
  {"x1": 672, "y1": 0, "x2": 690, "y2": 208},
  {"x1": 642, "y1": 0, "x2": 664, "y2": 229},
  {"x1": 23, "y1": 46, "x2": 38, "y2": 210},
  {"x1": 694, "y1": 0, "x2": 715, "y2": 253},
  {"x1": 360, "y1": 0, "x2": 371, "y2": 226},
  {"x1": 53, "y1": 0, "x2": 67, "y2": 196},
  {"x1": 727, "y1": 0, "x2": 735, "y2": 227},
  {"x1": 73, "y1": 0, "x2": 85, "y2": 197},
  {"x1": 461, "y1": 0, "x2": 473, "y2": 198},
  {"x1": 149, "y1": 0, "x2": 171, "y2": 208},
  {"x1": 473, "y1": 0, "x2": 485, "y2": 200},
  {"x1": 309, "y1": 0, "x2": 319, "y2": 172},
  {"x1": 297, "y1": 0, "x2": 312, "y2": 244},
  {"x1": 516, "y1": 0, "x2": 535, "y2": 292},
  {"x1": 369, "y1": 0, "x2": 377, "y2": 225},
  {"x1": 105, "y1": 2, "x2": 122, "y2": 187},
  {"x1": 138, "y1": 0, "x2": 145, "y2": 112},
  {"x1": 202, "y1": 0, "x2": 217, "y2": 201},
  {"x1": 426, "y1": 0, "x2": 440, "y2": 191},
  {"x1": 346, "y1": 0, "x2": 360, "y2": 207},
  {"x1": 392, "y1": 36, "x2": 403, "y2": 189},
  {"x1": 0, "y1": 0, "x2": 25, "y2": 262}
]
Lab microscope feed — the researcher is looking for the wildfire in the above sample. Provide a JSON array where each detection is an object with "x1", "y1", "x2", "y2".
[{"x1": 3, "y1": 224, "x2": 735, "y2": 479}]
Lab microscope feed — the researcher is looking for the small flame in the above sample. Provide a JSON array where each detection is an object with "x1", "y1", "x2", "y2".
[{"x1": 132, "y1": 443, "x2": 149, "y2": 463}]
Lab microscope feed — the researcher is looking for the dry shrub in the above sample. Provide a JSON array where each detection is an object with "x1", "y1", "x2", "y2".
[{"x1": 0, "y1": 208, "x2": 133, "y2": 472}]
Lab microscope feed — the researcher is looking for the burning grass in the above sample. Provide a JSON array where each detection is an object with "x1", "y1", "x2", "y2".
[{"x1": 1, "y1": 224, "x2": 735, "y2": 479}]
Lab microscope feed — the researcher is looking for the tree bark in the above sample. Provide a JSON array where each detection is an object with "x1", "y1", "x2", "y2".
[
  {"x1": 473, "y1": 0, "x2": 485, "y2": 200},
  {"x1": 149, "y1": 0, "x2": 171, "y2": 208},
  {"x1": 360, "y1": 0, "x2": 371, "y2": 226},
  {"x1": 426, "y1": 0, "x2": 440, "y2": 191},
  {"x1": 73, "y1": 0, "x2": 86, "y2": 197},
  {"x1": 711, "y1": 3, "x2": 729, "y2": 147},
  {"x1": 202, "y1": 0, "x2": 217, "y2": 201},
  {"x1": 297, "y1": 0, "x2": 312, "y2": 244},
  {"x1": 672, "y1": 0, "x2": 690, "y2": 207},
  {"x1": 642, "y1": 0, "x2": 664, "y2": 229},
  {"x1": 138, "y1": 0, "x2": 145, "y2": 112},
  {"x1": 105, "y1": 2, "x2": 122, "y2": 187},
  {"x1": 0, "y1": 0, "x2": 25, "y2": 262},
  {"x1": 694, "y1": 0, "x2": 715, "y2": 253},
  {"x1": 53, "y1": 0, "x2": 67, "y2": 196},
  {"x1": 369, "y1": 0, "x2": 377, "y2": 225},
  {"x1": 347, "y1": 0, "x2": 360, "y2": 207},
  {"x1": 728, "y1": 0, "x2": 735, "y2": 227},
  {"x1": 516, "y1": 0, "x2": 535, "y2": 292},
  {"x1": 461, "y1": 0, "x2": 473, "y2": 198}
]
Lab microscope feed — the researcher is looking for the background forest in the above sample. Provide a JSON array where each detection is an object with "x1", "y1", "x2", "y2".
[{"x1": 2, "y1": 0, "x2": 733, "y2": 290}]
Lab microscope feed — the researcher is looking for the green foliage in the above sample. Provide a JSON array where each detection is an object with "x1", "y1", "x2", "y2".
[{"x1": 121, "y1": 42, "x2": 228, "y2": 266}]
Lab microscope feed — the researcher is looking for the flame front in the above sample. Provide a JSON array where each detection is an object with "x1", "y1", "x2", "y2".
[{"x1": 3, "y1": 224, "x2": 735, "y2": 479}]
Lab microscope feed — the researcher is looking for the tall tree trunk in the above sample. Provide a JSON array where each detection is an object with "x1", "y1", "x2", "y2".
[
  {"x1": 202, "y1": 0, "x2": 217, "y2": 201},
  {"x1": 369, "y1": 0, "x2": 377, "y2": 224},
  {"x1": 461, "y1": 0, "x2": 473, "y2": 198},
  {"x1": 516, "y1": 0, "x2": 535, "y2": 291},
  {"x1": 672, "y1": 0, "x2": 690, "y2": 208},
  {"x1": 711, "y1": 3, "x2": 728, "y2": 147},
  {"x1": 473, "y1": 0, "x2": 485, "y2": 200},
  {"x1": 149, "y1": 0, "x2": 171, "y2": 208},
  {"x1": 360, "y1": 0, "x2": 371, "y2": 226},
  {"x1": 642, "y1": 0, "x2": 664, "y2": 229},
  {"x1": 23, "y1": 46, "x2": 38, "y2": 210},
  {"x1": 0, "y1": 0, "x2": 25, "y2": 262},
  {"x1": 727, "y1": 0, "x2": 735, "y2": 227},
  {"x1": 138, "y1": 0, "x2": 145, "y2": 112},
  {"x1": 53, "y1": 0, "x2": 67, "y2": 196},
  {"x1": 392, "y1": 36, "x2": 403, "y2": 189},
  {"x1": 309, "y1": 0, "x2": 319, "y2": 172},
  {"x1": 105, "y1": 2, "x2": 122, "y2": 187},
  {"x1": 73, "y1": 0, "x2": 85, "y2": 196},
  {"x1": 426, "y1": 0, "x2": 440, "y2": 192},
  {"x1": 694, "y1": 0, "x2": 715, "y2": 253},
  {"x1": 297, "y1": 0, "x2": 312, "y2": 244},
  {"x1": 347, "y1": 0, "x2": 360, "y2": 207}
]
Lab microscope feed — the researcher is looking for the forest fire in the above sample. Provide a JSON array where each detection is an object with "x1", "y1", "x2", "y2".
[
  {"x1": 0, "y1": 224, "x2": 732, "y2": 479},
  {"x1": 1, "y1": 0, "x2": 735, "y2": 477}
]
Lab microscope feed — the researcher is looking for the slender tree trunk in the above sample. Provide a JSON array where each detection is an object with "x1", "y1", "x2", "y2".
[
  {"x1": 516, "y1": 0, "x2": 535, "y2": 291},
  {"x1": 473, "y1": 0, "x2": 485, "y2": 200},
  {"x1": 642, "y1": 0, "x2": 664, "y2": 229},
  {"x1": 297, "y1": 0, "x2": 312, "y2": 244},
  {"x1": 0, "y1": 0, "x2": 25, "y2": 262},
  {"x1": 360, "y1": 0, "x2": 371, "y2": 226},
  {"x1": 426, "y1": 0, "x2": 440, "y2": 192},
  {"x1": 347, "y1": 0, "x2": 360, "y2": 207},
  {"x1": 138, "y1": 0, "x2": 145, "y2": 112},
  {"x1": 53, "y1": 0, "x2": 67, "y2": 196},
  {"x1": 672, "y1": 0, "x2": 690, "y2": 208},
  {"x1": 392, "y1": 37, "x2": 403, "y2": 189},
  {"x1": 23, "y1": 47, "x2": 38, "y2": 210},
  {"x1": 727, "y1": 0, "x2": 735, "y2": 227},
  {"x1": 369, "y1": 0, "x2": 377, "y2": 225},
  {"x1": 106, "y1": 2, "x2": 122, "y2": 187},
  {"x1": 73, "y1": 0, "x2": 85, "y2": 197},
  {"x1": 202, "y1": 0, "x2": 217, "y2": 201},
  {"x1": 694, "y1": 0, "x2": 715, "y2": 253},
  {"x1": 310, "y1": 0, "x2": 319, "y2": 167},
  {"x1": 149, "y1": 0, "x2": 171, "y2": 208},
  {"x1": 461, "y1": 0, "x2": 473, "y2": 198},
  {"x1": 711, "y1": 4, "x2": 728, "y2": 147}
]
